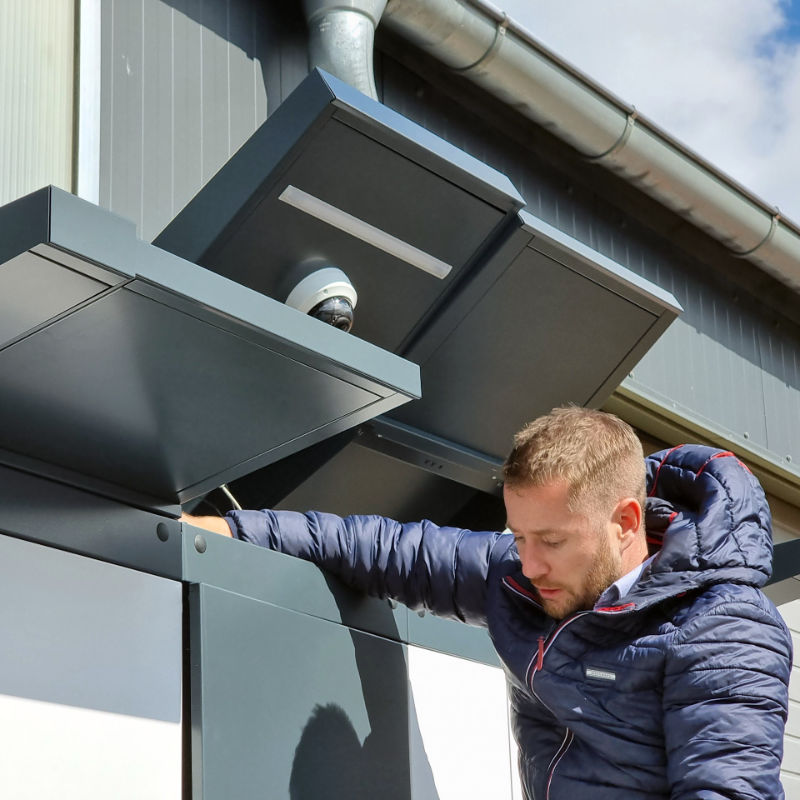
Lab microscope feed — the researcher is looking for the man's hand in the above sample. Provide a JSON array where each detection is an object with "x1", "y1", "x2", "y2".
[{"x1": 180, "y1": 513, "x2": 233, "y2": 537}]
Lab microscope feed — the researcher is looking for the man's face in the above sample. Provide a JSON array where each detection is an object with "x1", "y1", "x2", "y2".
[{"x1": 504, "y1": 481, "x2": 623, "y2": 619}]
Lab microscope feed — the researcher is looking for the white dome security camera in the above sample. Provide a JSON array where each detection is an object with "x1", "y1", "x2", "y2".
[{"x1": 285, "y1": 267, "x2": 358, "y2": 332}]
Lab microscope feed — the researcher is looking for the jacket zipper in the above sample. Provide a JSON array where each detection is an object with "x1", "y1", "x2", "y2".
[
  {"x1": 527, "y1": 611, "x2": 588, "y2": 798},
  {"x1": 545, "y1": 728, "x2": 574, "y2": 800}
]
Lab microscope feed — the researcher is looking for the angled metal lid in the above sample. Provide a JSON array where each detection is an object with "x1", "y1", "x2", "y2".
[
  {"x1": 390, "y1": 210, "x2": 682, "y2": 459},
  {"x1": 154, "y1": 68, "x2": 524, "y2": 354},
  {"x1": 0, "y1": 187, "x2": 420, "y2": 513}
]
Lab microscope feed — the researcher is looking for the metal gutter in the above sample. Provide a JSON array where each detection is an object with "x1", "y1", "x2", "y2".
[{"x1": 381, "y1": 0, "x2": 800, "y2": 292}]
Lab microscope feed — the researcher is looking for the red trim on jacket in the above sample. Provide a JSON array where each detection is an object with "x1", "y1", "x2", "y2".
[
  {"x1": 696, "y1": 450, "x2": 752, "y2": 476},
  {"x1": 505, "y1": 576, "x2": 539, "y2": 602},
  {"x1": 595, "y1": 602, "x2": 636, "y2": 612}
]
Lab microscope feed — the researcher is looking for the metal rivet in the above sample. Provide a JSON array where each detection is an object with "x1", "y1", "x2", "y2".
[
  {"x1": 786, "y1": 455, "x2": 793, "y2": 464},
  {"x1": 743, "y1": 432, "x2": 750, "y2": 439},
  {"x1": 156, "y1": 523, "x2": 170, "y2": 542},
  {"x1": 194, "y1": 534, "x2": 207, "y2": 554}
]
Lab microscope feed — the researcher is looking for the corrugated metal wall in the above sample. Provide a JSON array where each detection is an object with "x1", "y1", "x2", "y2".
[
  {"x1": 0, "y1": 0, "x2": 75, "y2": 206},
  {"x1": 99, "y1": 0, "x2": 308, "y2": 241},
  {"x1": 379, "y1": 60, "x2": 800, "y2": 483}
]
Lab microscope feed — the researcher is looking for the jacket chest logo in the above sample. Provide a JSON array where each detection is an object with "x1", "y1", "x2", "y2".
[{"x1": 584, "y1": 666, "x2": 616, "y2": 682}]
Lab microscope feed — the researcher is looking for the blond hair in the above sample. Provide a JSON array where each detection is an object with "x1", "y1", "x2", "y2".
[{"x1": 503, "y1": 406, "x2": 646, "y2": 514}]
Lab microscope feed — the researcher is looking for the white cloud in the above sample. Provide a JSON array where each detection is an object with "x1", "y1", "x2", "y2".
[{"x1": 496, "y1": 0, "x2": 800, "y2": 222}]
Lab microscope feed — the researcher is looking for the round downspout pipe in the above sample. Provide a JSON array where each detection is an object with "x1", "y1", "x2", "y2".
[
  {"x1": 303, "y1": 0, "x2": 388, "y2": 100},
  {"x1": 382, "y1": 0, "x2": 800, "y2": 292}
]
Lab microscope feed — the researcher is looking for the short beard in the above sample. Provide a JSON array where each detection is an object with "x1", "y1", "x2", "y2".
[
  {"x1": 577, "y1": 530, "x2": 623, "y2": 611},
  {"x1": 541, "y1": 531, "x2": 623, "y2": 620}
]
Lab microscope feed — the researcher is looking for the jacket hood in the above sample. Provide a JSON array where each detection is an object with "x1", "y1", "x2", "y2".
[{"x1": 637, "y1": 444, "x2": 773, "y2": 601}]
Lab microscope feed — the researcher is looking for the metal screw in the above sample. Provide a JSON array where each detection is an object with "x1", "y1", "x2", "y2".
[
  {"x1": 786, "y1": 455, "x2": 793, "y2": 464},
  {"x1": 194, "y1": 534, "x2": 207, "y2": 554},
  {"x1": 156, "y1": 523, "x2": 170, "y2": 542},
  {"x1": 743, "y1": 432, "x2": 750, "y2": 439}
]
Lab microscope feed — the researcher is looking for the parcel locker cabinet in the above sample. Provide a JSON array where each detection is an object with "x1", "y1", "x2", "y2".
[{"x1": 155, "y1": 68, "x2": 525, "y2": 355}]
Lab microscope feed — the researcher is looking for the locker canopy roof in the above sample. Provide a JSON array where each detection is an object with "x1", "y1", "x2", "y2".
[{"x1": 0, "y1": 187, "x2": 419, "y2": 514}]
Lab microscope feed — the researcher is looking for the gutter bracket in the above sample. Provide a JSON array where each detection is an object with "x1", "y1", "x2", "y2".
[
  {"x1": 452, "y1": 13, "x2": 509, "y2": 73},
  {"x1": 731, "y1": 209, "x2": 782, "y2": 258},
  {"x1": 585, "y1": 108, "x2": 639, "y2": 162}
]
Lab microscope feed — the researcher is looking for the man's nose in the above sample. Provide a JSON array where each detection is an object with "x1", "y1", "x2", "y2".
[{"x1": 520, "y1": 551, "x2": 548, "y2": 582}]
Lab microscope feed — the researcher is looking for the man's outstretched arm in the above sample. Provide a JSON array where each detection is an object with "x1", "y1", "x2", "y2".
[{"x1": 183, "y1": 509, "x2": 509, "y2": 626}]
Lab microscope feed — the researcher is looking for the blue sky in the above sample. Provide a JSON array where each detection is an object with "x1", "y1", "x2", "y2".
[
  {"x1": 783, "y1": 0, "x2": 800, "y2": 36},
  {"x1": 498, "y1": 0, "x2": 800, "y2": 222}
]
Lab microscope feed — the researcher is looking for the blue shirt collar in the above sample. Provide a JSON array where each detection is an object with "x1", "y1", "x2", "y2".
[{"x1": 597, "y1": 554, "x2": 656, "y2": 606}]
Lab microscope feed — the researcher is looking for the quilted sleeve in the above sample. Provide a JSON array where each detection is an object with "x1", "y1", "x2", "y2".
[
  {"x1": 662, "y1": 597, "x2": 792, "y2": 800},
  {"x1": 226, "y1": 509, "x2": 508, "y2": 626}
]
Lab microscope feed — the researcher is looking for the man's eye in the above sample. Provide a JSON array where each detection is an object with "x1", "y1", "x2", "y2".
[{"x1": 543, "y1": 540, "x2": 564, "y2": 548}]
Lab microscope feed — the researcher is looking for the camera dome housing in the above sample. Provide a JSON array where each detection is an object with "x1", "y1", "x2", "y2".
[{"x1": 285, "y1": 267, "x2": 358, "y2": 332}]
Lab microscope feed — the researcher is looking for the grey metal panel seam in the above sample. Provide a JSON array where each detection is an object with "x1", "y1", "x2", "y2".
[
  {"x1": 395, "y1": 210, "x2": 528, "y2": 358},
  {"x1": 0, "y1": 465, "x2": 182, "y2": 579},
  {"x1": 0, "y1": 277, "x2": 130, "y2": 356},
  {"x1": 400, "y1": 223, "x2": 533, "y2": 366}
]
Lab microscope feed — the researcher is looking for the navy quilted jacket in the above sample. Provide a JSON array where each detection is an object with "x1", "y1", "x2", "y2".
[{"x1": 226, "y1": 445, "x2": 793, "y2": 799}]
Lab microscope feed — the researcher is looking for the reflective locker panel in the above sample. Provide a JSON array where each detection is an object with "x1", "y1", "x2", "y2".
[
  {"x1": 0, "y1": 534, "x2": 182, "y2": 799},
  {"x1": 190, "y1": 583, "x2": 414, "y2": 800}
]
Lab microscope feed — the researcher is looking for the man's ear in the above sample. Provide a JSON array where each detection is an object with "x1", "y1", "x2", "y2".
[{"x1": 614, "y1": 497, "x2": 642, "y2": 549}]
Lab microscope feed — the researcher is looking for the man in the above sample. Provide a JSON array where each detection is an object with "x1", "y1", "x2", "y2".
[{"x1": 186, "y1": 407, "x2": 792, "y2": 799}]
